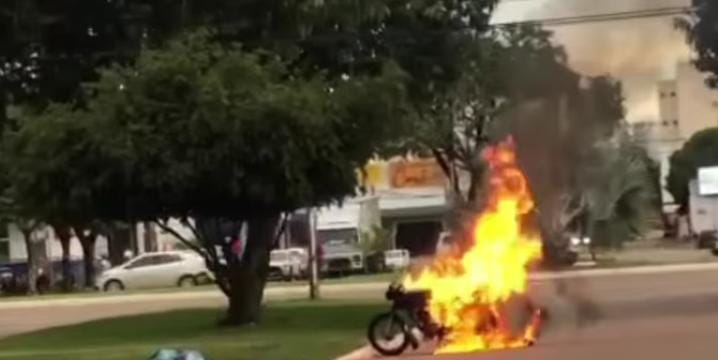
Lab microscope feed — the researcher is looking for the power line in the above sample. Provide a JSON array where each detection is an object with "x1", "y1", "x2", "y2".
[{"x1": 493, "y1": 6, "x2": 695, "y2": 27}]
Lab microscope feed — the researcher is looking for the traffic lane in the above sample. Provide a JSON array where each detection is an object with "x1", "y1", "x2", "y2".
[
  {"x1": 529, "y1": 268, "x2": 718, "y2": 305},
  {"x1": 395, "y1": 270, "x2": 718, "y2": 359},
  {"x1": 402, "y1": 312, "x2": 718, "y2": 360},
  {"x1": 525, "y1": 269, "x2": 718, "y2": 327}
]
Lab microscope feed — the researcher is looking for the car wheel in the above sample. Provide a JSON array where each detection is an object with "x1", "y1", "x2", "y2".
[
  {"x1": 104, "y1": 280, "x2": 124, "y2": 292},
  {"x1": 178, "y1": 275, "x2": 198, "y2": 288},
  {"x1": 711, "y1": 249, "x2": 718, "y2": 257},
  {"x1": 195, "y1": 273, "x2": 211, "y2": 285}
]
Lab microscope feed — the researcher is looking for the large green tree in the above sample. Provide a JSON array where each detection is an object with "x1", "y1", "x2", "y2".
[{"x1": 7, "y1": 32, "x2": 409, "y2": 324}]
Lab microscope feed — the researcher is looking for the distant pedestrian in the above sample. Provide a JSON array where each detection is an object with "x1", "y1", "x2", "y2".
[
  {"x1": 123, "y1": 250, "x2": 134, "y2": 263},
  {"x1": 231, "y1": 238, "x2": 244, "y2": 261},
  {"x1": 99, "y1": 256, "x2": 111, "y2": 273}
]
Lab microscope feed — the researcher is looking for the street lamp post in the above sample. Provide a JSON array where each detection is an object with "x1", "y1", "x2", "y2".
[{"x1": 309, "y1": 208, "x2": 320, "y2": 300}]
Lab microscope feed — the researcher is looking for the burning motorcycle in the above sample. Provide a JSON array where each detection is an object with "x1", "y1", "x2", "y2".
[
  {"x1": 368, "y1": 140, "x2": 549, "y2": 356},
  {"x1": 367, "y1": 283, "x2": 447, "y2": 356},
  {"x1": 367, "y1": 283, "x2": 547, "y2": 356}
]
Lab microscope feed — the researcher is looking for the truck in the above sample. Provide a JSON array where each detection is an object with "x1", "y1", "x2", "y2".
[
  {"x1": 315, "y1": 196, "x2": 382, "y2": 275},
  {"x1": 689, "y1": 178, "x2": 718, "y2": 253}
]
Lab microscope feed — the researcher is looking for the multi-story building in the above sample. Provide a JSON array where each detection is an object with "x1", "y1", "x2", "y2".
[{"x1": 631, "y1": 63, "x2": 718, "y2": 208}]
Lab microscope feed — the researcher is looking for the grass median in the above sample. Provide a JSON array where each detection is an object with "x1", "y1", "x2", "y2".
[{"x1": 0, "y1": 299, "x2": 384, "y2": 360}]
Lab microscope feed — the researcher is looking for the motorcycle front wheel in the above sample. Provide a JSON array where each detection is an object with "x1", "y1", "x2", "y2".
[{"x1": 367, "y1": 312, "x2": 409, "y2": 356}]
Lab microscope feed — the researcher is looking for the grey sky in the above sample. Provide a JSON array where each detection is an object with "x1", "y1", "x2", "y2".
[{"x1": 492, "y1": 0, "x2": 693, "y2": 122}]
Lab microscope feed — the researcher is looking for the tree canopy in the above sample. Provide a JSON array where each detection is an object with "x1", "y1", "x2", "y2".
[
  {"x1": 3, "y1": 31, "x2": 410, "y2": 322},
  {"x1": 679, "y1": 0, "x2": 718, "y2": 87},
  {"x1": 667, "y1": 127, "x2": 718, "y2": 209}
]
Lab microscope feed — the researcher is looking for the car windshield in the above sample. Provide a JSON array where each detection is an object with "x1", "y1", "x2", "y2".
[{"x1": 324, "y1": 244, "x2": 359, "y2": 254}]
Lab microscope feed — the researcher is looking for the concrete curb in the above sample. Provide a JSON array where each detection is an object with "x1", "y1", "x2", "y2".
[{"x1": 334, "y1": 345, "x2": 376, "y2": 360}]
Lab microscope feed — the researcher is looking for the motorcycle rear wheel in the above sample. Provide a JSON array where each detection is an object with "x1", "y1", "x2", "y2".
[{"x1": 368, "y1": 312, "x2": 410, "y2": 356}]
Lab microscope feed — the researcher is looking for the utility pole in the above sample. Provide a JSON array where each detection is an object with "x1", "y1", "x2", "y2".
[{"x1": 308, "y1": 208, "x2": 320, "y2": 300}]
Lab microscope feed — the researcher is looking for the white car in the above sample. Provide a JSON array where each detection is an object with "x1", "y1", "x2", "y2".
[
  {"x1": 384, "y1": 249, "x2": 410, "y2": 270},
  {"x1": 269, "y1": 248, "x2": 308, "y2": 281},
  {"x1": 98, "y1": 251, "x2": 211, "y2": 291}
]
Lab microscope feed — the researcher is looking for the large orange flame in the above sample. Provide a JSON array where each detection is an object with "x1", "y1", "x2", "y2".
[{"x1": 404, "y1": 138, "x2": 543, "y2": 354}]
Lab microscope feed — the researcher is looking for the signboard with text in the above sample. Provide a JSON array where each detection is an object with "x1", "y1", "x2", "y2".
[
  {"x1": 698, "y1": 166, "x2": 718, "y2": 196},
  {"x1": 390, "y1": 159, "x2": 446, "y2": 189}
]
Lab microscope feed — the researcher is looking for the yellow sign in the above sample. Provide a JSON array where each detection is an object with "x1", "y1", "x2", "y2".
[{"x1": 390, "y1": 159, "x2": 446, "y2": 188}]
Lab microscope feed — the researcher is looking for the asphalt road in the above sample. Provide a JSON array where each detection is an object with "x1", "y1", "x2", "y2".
[{"x1": 394, "y1": 268, "x2": 718, "y2": 360}]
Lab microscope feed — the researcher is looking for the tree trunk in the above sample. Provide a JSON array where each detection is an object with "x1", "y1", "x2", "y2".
[
  {"x1": 80, "y1": 238, "x2": 96, "y2": 288},
  {"x1": 108, "y1": 225, "x2": 130, "y2": 266},
  {"x1": 53, "y1": 225, "x2": 73, "y2": 291},
  {"x1": 143, "y1": 222, "x2": 158, "y2": 252},
  {"x1": 21, "y1": 229, "x2": 37, "y2": 295},
  {"x1": 0, "y1": 87, "x2": 7, "y2": 130},
  {"x1": 224, "y1": 215, "x2": 279, "y2": 326},
  {"x1": 75, "y1": 229, "x2": 97, "y2": 289}
]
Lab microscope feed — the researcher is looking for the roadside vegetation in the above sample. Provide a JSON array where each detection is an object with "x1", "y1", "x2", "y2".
[{"x1": 0, "y1": 300, "x2": 382, "y2": 360}]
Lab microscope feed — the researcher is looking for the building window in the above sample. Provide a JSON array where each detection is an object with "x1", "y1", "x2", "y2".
[
  {"x1": 673, "y1": 120, "x2": 679, "y2": 126},
  {"x1": 670, "y1": 91, "x2": 677, "y2": 97}
]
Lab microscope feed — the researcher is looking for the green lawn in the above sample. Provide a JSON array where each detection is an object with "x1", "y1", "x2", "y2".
[{"x1": 0, "y1": 300, "x2": 384, "y2": 360}]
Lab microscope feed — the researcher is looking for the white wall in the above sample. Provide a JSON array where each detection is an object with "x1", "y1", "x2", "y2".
[
  {"x1": 677, "y1": 63, "x2": 718, "y2": 139},
  {"x1": 7, "y1": 224, "x2": 108, "y2": 263},
  {"x1": 136, "y1": 219, "x2": 195, "y2": 253}
]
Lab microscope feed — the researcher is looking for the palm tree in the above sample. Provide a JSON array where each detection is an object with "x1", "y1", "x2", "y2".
[{"x1": 582, "y1": 136, "x2": 661, "y2": 251}]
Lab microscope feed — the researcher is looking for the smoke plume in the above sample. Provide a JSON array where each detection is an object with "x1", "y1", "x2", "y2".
[{"x1": 495, "y1": 0, "x2": 692, "y2": 122}]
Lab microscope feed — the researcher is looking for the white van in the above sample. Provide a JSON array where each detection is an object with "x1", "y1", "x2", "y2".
[
  {"x1": 269, "y1": 248, "x2": 308, "y2": 281},
  {"x1": 384, "y1": 249, "x2": 410, "y2": 270}
]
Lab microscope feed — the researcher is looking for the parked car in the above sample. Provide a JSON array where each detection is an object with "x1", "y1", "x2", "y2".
[
  {"x1": 269, "y1": 248, "x2": 308, "y2": 281},
  {"x1": 0, "y1": 267, "x2": 14, "y2": 294},
  {"x1": 322, "y1": 241, "x2": 364, "y2": 276},
  {"x1": 384, "y1": 249, "x2": 410, "y2": 270},
  {"x1": 97, "y1": 251, "x2": 212, "y2": 291},
  {"x1": 0, "y1": 263, "x2": 52, "y2": 295}
]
